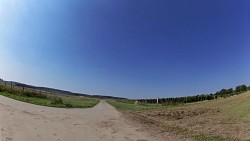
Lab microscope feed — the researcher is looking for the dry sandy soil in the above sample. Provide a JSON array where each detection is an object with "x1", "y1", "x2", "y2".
[{"x1": 0, "y1": 95, "x2": 184, "y2": 141}]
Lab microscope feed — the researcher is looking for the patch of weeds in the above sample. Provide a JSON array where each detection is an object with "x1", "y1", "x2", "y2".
[
  {"x1": 64, "y1": 102, "x2": 73, "y2": 108},
  {"x1": 193, "y1": 134, "x2": 226, "y2": 141},
  {"x1": 137, "y1": 114, "x2": 155, "y2": 124},
  {"x1": 49, "y1": 96, "x2": 63, "y2": 104}
]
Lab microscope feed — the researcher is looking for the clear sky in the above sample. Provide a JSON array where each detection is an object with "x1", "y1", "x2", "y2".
[{"x1": 0, "y1": 0, "x2": 249, "y2": 98}]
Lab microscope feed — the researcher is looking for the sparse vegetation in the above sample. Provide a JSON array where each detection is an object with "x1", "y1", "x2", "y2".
[{"x1": 108, "y1": 86, "x2": 250, "y2": 141}]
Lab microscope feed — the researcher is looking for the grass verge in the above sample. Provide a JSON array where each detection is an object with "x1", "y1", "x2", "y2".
[
  {"x1": 0, "y1": 91, "x2": 99, "y2": 108},
  {"x1": 106, "y1": 99, "x2": 158, "y2": 110}
]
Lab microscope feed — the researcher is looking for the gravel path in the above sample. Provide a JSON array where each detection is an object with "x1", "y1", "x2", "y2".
[{"x1": 0, "y1": 95, "x2": 170, "y2": 141}]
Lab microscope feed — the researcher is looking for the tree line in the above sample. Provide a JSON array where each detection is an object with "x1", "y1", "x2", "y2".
[{"x1": 137, "y1": 84, "x2": 249, "y2": 105}]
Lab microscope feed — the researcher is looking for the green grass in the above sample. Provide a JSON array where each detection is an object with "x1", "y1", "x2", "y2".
[
  {"x1": 61, "y1": 96, "x2": 100, "y2": 108},
  {"x1": 0, "y1": 91, "x2": 99, "y2": 108},
  {"x1": 106, "y1": 99, "x2": 186, "y2": 111},
  {"x1": 230, "y1": 98, "x2": 250, "y2": 120},
  {"x1": 106, "y1": 99, "x2": 158, "y2": 110},
  {"x1": 193, "y1": 134, "x2": 226, "y2": 141}
]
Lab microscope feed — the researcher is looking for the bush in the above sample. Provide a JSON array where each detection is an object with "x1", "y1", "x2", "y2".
[
  {"x1": 64, "y1": 102, "x2": 73, "y2": 107},
  {"x1": 50, "y1": 96, "x2": 63, "y2": 104},
  {"x1": 35, "y1": 93, "x2": 47, "y2": 98},
  {"x1": 22, "y1": 91, "x2": 47, "y2": 98},
  {"x1": 0, "y1": 85, "x2": 4, "y2": 92}
]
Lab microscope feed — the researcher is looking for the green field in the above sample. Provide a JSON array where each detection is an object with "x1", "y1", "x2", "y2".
[
  {"x1": 0, "y1": 91, "x2": 100, "y2": 108},
  {"x1": 108, "y1": 91, "x2": 250, "y2": 141},
  {"x1": 106, "y1": 99, "x2": 159, "y2": 110},
  {"x1": 0, "y1": 81, "x2": 100, "y2": 108}
]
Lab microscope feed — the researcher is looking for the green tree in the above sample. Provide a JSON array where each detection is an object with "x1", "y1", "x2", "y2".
[
  {"x1": 227, "y1": 88, "x2": 233, "y2": 93},
  {"x1": 236, "y1": 85, "x2": 247, "y2": 92},
  {"x1": 220, "y1": 89, "x2": 228, "y2": 94}
]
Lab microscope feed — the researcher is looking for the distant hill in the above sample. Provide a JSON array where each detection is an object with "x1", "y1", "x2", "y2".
[{"x1": 1, "y1": 79, "x2": 126, "y2": 100}]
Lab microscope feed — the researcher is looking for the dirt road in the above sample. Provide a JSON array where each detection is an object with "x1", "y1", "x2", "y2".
[{"x1": 0, "y1": 95, "x2": 179, "y2": 141}]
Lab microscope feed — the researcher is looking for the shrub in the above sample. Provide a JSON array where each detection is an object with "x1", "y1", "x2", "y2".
[
  {"x1": 22, "y1": 91, "x2": 47, "y2": 98},
  {"x1": 64, "y1": 102, "x2": 73, "y2": 107},
  {"x1": 50, "y1": 96, "x2": 63, "y2": 104},
  {"x1": 35, "y1": 93, "x2": 47, "y2": 98}
]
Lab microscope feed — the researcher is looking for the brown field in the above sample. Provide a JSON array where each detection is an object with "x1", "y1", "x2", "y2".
[{"x1": 110, "y1": 91, "x2": 250, "y2": 141}]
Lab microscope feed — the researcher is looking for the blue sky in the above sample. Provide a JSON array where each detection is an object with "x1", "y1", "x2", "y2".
[{"x1": 0, "y1": 0, "x2": 249, "y2": 98}]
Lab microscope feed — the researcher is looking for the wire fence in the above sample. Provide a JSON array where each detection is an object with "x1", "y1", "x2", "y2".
[{"x1": 0, "y1": 81, "x2": 63, "y2": 98}]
